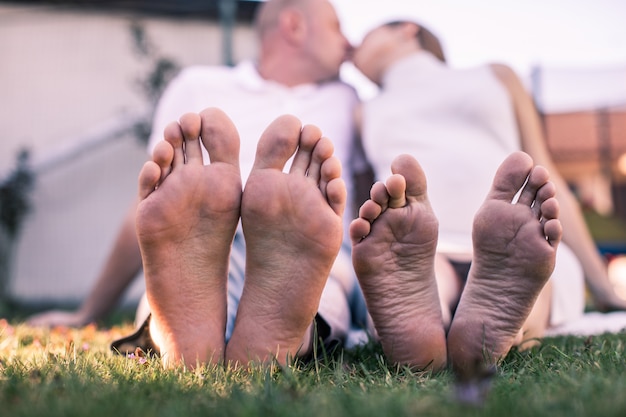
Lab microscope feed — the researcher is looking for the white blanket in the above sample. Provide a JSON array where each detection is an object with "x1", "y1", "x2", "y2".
[{"x1": 546, "y1": 311, "x2": 626, "y2": 337}]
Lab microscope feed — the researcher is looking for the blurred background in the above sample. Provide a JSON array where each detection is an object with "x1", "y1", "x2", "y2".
[{"x1": 1, "y1": 0, "x2": 625, "y2": 315}]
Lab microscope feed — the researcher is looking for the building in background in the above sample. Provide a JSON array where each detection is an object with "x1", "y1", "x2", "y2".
[{"x1": 532, "y1": 65, "x2": 626, "y2": 224}]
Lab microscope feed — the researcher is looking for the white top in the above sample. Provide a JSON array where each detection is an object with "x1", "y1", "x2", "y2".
[
  {"x1": 148, "y1": 60, "x2": 360, "y2": 237},
  {"x1": 361, "y1": 52, "x2": 521, "y2": 254}
]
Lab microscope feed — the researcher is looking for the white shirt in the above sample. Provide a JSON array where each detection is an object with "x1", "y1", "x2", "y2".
[
  {"x1": 148, "y1": 60, "x2": 360, "y2": 237},
  {"x1": 362, "y1": 52, "x2": 521, "y2": 253}
]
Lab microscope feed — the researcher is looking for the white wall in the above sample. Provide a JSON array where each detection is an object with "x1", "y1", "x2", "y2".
[
  {"x1": 9, "y1": 127, "x2": 147, "y2": 306},
  {"x1": 0, "y1": 4, "x2": 257, "y2": 173},
  {"x1": 0, "y1": 3, "x2": 257, "y2": 306}
]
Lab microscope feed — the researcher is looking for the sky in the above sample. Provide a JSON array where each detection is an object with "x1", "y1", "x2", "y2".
[{"x1": 330, "y1": 0, "x2": 626, "y2": 103}]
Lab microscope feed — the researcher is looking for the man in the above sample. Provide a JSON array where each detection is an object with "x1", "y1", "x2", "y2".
[{"x1": 29, "y1": 0, "x2": 368, "y2": 362}]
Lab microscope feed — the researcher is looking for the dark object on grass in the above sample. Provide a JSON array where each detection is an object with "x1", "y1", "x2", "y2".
[{"x1": 453, "y1": 359, "x2": 497, "y2": 406}]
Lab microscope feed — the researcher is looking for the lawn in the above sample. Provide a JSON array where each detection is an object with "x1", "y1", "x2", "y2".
[{"x1": 1, "y1": 318, "x2": 626, "y2": 417}]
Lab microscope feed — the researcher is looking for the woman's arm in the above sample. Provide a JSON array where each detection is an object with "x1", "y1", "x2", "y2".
[{"x1": 491, "y1": 63, "x2": 626, "y2": 311}]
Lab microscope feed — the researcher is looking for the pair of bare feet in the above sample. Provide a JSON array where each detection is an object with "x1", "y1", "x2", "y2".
[
  {"x1": 137, "y1": 108, "x2": 345, "y2": 368},
  {"x1": 350, "y1": 151, "x2": 561, "y2": 377},
  {"x1": 137, "y1": 108, "x2": 561, "y2": 377}
]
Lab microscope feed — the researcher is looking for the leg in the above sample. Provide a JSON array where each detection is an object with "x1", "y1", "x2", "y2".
[
  {"x1": 516, "y1": 280, "x2": 553, "y2": 349},
  {"x1": 136, "y1": 108, "x2": 242, "y2": 368},
  {"x1": 434, "y1": 254, "x2": 464, "y2": 329},
  {"x1": 225, "y1": 115, "x2": 346, "y2": 366},
  {"x1": 350, "y1": 154, "x2": 447, "y2": 371},
  {"x1": 447, "y1": 151, "x2": 562, "y2": 379}
]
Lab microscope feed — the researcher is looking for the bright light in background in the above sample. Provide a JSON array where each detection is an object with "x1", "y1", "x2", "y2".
[
  {"x1": 608, "y1": 255, "x2": 626, "y2": 300},
  {"x1": 618, "y1": 153, "x2": 626, "y2": 176},
  {"x1": 331, "y1": 0, "x2": 626, "y2": 99}
]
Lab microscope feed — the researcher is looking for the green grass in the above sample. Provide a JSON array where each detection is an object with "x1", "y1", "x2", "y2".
[
  {"x1": 1, "y1": 319, "x2": 626, "y2": 417},
  {"x1": 584, "y1": 209, "x2": 626, "y2": 245}
]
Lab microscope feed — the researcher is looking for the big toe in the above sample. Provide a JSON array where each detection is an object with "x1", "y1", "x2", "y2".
[
  {"x1": 198, "y1": 107, "x2": 241, "y2": 167},
  {"x1": 252, "y1": 115, "x2": 303, "y2": 170},
  {"x1": 390, "y1": 154, "x2": 429, "y2": 199},
  {"x1": 487, "y1": 151, "x2": 534, "y2": 202}
]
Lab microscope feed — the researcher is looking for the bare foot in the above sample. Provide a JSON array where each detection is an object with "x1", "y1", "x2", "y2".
[
  {"x1": 350, "y1": 154, "x2": 447, "y2": 371},
  {"x1": 447, "y1": 151, "x2": 562, "y2": 379},
  {"x1": 136, "y1": 108, "x2": 242, "y2": 368},
  {"x1": 225, "y1": 115, "x2": 346, "y2": 366}
]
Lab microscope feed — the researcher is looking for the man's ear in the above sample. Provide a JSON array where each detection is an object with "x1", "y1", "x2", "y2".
[{"x1": 278, "y1": 8, "x2": 306, "y2": 45}]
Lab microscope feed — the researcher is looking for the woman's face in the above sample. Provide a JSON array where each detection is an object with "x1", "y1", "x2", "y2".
[{"x1": 352, "y1": 25, "x2": 398, "y2": 85}]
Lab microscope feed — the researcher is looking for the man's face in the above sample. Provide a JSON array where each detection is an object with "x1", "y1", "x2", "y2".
[{"x1": 303, "y1": 0, "x2": 352, "y2": 82}]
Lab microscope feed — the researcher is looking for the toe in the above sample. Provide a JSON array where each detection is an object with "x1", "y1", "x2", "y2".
[
  {"x1": 326, "y1": 176, "x2": 347, "y2": 217},
  {"x1": 517, "y1": 165, "x2": 550, "y2": 207},
  {"x1": 532, "y1": 180, "x2": 557, "y2": 219},
  {"x1": 319, "y1": 155, "x2": 346, "y2": 216},
  {"x1": 179, "y1": 113, "x2": 203, "y2": 164},
  {"x1": 317, "y1": 143, "x2": 340, "y2": 193},
  {"x1": 544, "y1": 218, "x2": 562, "y2": 247},
  {"x1": 163, "y1": 121, "x2": 185, "y2": 167},
  {"x1": 138, "y1": 161, "x2": 162, "y2": 200},
  {"x1": 539, "y1": 196, "x2": 559, "y2": 222},
  {"x1": 307, "y1": 136, "x2": 335, "y2": 185},
  {"x1": 358, "y1": 199, "x2": 383, "y2": 222},
  {"x1": 199, "y1": 107, "x2": 241, "y2": 167},
  {"x1": 350, "y1": 217, "x2": 371, "y2": 244},
  {"x1": 539, "y1": 196, "x2": 561, "y2": 246},
  {"x1": 290, "y1": 124, "x2": 323, "y2": 176},
  {"x1": 253, "y1": 114, "x2": 302, "y2": 170},
  {"x1": 385, "y1": 174, "x2": 407, "y2": 208},
  {"x1": 487, "y1": 151, "x2": 534, "y2": 203},
  {"x1": 370, "y1": 181, "x2": 391, "y2": 209},
  {"x1": 151, "y1": 140, "x2": 175, "y2": 183},
  {"x1": 390, "y1": 154, "x2": 428, "y2": 199}
]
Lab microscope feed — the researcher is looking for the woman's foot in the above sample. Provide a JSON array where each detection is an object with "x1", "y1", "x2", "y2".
[
  {"x1": 350, "y1": 154, "x2": 447, "y2": 371},
  {"x1": 447, "y1": 151, "x2": 562, "y2": 379}
]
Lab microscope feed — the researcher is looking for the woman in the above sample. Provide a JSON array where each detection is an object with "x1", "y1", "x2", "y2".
[{"x1": 352, "y1": 20, "x2": 626, "y2": 344}]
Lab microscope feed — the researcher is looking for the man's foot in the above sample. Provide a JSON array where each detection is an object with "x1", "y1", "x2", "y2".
[
  {"x1": 225, "y1": 115, "x2": 346, "y2": 366},
  {"x1": 136, "y1": 108, "x2": 242, "y2": 368},
  {"x1": 350, "y1": 154, "x2": 447, "y2": 371},
  {"x1": 447, "y1": 151, "x2": 562, "y2": 379}
]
